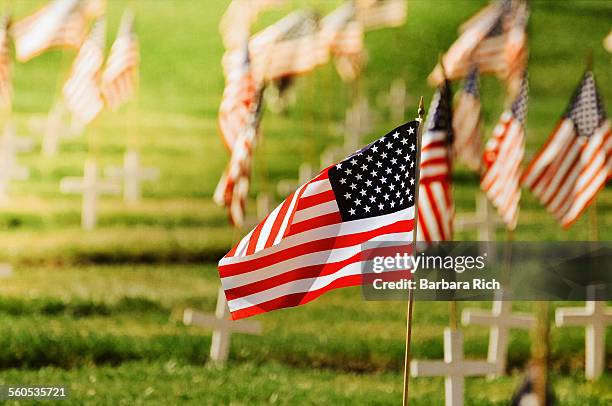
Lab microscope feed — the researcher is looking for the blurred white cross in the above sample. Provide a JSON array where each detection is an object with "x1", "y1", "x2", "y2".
[
  {"x1": 411, "y1": 328, "x2": 497, "y2": 406},
  {"x1": 60, "y1": 159, "x2": 121, "y2": 230},
  {"x1": 455, "y1": 193, "x2": 503, "y2": 241},
  {"x1": 183, "y1": 287, "x2": 262, "y2": 365},
  {"x1": 105, "y1": 149, "x2": 159, "y2": 203},
  {"x1": 0, "y1": 122, "x2": 33, "y2": 203},
  {"x1": 462, "y1": 291, "x2": 535, "y2": 377},
  {"x1": 0, "y1": 263, "x2": 12, "y2": 278},
  {"x1": 556, "y1": 299, "x2": 612, "y2": 380}
]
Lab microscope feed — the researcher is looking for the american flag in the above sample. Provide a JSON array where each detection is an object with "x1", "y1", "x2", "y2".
[
  {"x1": 320, "y1": 2, "x2": 364, "y2": 83},
  {"x1": 219, "y1": 0, "x2": 285, "y2": 50},
  {"x1": 11, "y1": 0, "x2": 99, "y2": 63},
  {"x1": 0, "y1": 16, "x2": 11, "y2": 111},
  {"x1": 522, "y1": 71, "x2": 610, "y2": 229},
  {"x1": 417, "y1": 81, "x2": 454, "y2": 242},
  {"x1": 218, "y1": 121, "x2": 420, "y2": 320},
  {"x1": 355, "y1": 0, "x2": 407, "y2": 31},
  {"x1": 214, "y1": 73, "x2": 264, "y2": 227},
  {"x1": 218, "y1": 47, "x2": 258, "y2": 151},
  {"x1": 481, "y1": 73, "x2": 528, "y2": 230},
  {"x1": 452, "y1": 67, "x2": 482, "y2": 172},
  {"x1": 101, "y1": 9, "x2": 139, "y2": 110},
  {"x1": 249, "y1": 10, "x2": 328, "y2": 83},
  {"x1": 428, "y1": 0, "x2": 527, "y2": 90},
  {"x1": 62, "y1": 18, "x2": 105, "y2": 125}
]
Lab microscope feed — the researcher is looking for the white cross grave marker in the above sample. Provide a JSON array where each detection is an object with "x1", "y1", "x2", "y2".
[
  {"x1": 462, "y1": 291, "x2": 535, "y2": 377},
  {"x1": 105, "y1": 149, "x2": 159, "y2": 203},
  {"x1": 60, "y1": 159, "x2": 121, "y2": 230},
  {"x1": 455, "y1": 193, "x2": 502, "y2": 241},
  {"x1": 411, "y1": 328, "x2": 497, "y2": 406},
  {"x1": 555, "y1": 298, "x2": 612, "y2": 380},
  {"x1": 41, "y1": 102, "x2": 68, "y2": 157},
  {"x1": 0, "y1": 123, "x2": 33, "y2": 203},
  {"x1": 183, "y1": 287, "x2": 262, "y2": 365},
  {"x1": 343, "y1": 96, "x2": 377, "y2": 154}
]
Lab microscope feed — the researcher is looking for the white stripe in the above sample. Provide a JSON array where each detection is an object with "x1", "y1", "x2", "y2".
[
  {"x1": 292, "y1": 200, "x2": 339, "y2": 224},
  {"x1": 302, "y1": 178, "x2": 331, "y2": 197},
  {"x1": 274, "y1": 183, "x2": 308, "y2": 245},
  {"x1": 418, "y1": 185, "x2": 441, "y2": 241},
  {"x1": 220, "y1": 206, "x2": 415, "y2": 266},
  {"x1": 254, "y1": 203, "x2": 283, "y2": 252}
]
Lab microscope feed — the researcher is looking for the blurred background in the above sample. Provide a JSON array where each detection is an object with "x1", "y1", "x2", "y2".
[{"x1": 0, "y1": 0, "x2": 610, "y2": 404}]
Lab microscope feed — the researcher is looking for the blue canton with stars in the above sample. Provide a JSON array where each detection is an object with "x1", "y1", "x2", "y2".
[{"x1": 328, "y1": 121, "x2": 420, "y2": 222}]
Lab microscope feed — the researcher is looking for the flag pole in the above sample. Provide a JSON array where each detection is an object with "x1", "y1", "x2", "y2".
[{"x1": 402, "y1": 96, "x2": 425, "y2": 406}]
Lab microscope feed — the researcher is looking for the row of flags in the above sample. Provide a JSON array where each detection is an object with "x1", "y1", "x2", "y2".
[
  {"x1": 216, "y1": 0, "x2": 611, "y2": 319},
  {"x1": 215, "y1": 0, "x2": 407, "y2": 226},
  {"x1": 0, "y1": 0, "x2": 139, "y2": 126}
]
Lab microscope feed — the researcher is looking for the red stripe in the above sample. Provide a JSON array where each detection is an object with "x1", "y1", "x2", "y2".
[
  {"x1": 296, "y1": 189, "x2": 336, "y2": 211},
  {"x1": 417, "y1": 206, "x2": 432, "y2": 242},
  {"x1": 286, "y1": 211, "x2": 342, "y2": 237},
  {"x1": 245, "y1": 214, "x2": 268, "y2": 255},
  {"x1": 219, "y1": 219, "x2": 414, "y2": 277}
]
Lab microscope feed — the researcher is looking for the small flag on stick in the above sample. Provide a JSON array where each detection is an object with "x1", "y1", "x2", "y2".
[
  {"x1": 62, "y1": 18, "x2": 106, "y2": 125},
  {"x1": 481, "y1": 72, "x2": 528, "y2": 230},
  {"x1": 417, "y1": 80, "x2": 454, "y2": 242},
  {"x1": 522, "y1": 71, "x2": 610, "y2": 229},
  {"x1": 101, "y1": 9, "x2": 139, "y2": 110},
  {"x1": 218, "y1": 121, "x2": 421, "y2": 320},
  {"x1": 0, "y1": 16, "x2": 12, "y2": 111},
  {"x1": 452, "y1": 67, "x2": 482, "y2": 172}
]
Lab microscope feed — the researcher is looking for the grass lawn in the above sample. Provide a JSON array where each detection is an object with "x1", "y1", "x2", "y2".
[{"x1": 0, "y1": 0, "x2": 611, "y2": 404}]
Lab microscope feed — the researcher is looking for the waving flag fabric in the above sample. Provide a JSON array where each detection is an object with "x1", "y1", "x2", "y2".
[
  {"x1": 219, "y1": 121, "x2": 420, "y2": 319},
  {"x1": 355, "y1": 0, "x2": 407, "y2": 31},
  {"x1": 249, "y1": 10, "x2": 328, "y2": 83},
  {"x1": 219, "y1": 0, "x2": 285, "y2": 50},
  {"x1": 0, "y1": 16, "x2": 11, "y2": 110},
  {"x1": 214, "y1": 54, "x2": 264, "y2": 227},
  {"x1": 452, "y1": 67, "x2": 482, "y2": 171},
  {"x1": 102, "y1": 9, "x2": 139, "y2": 110},
  {"x1": 218, "y1": 47, "x2": 259, "y2": 151},
  {"x1": 11, "y1": 0, "x2": 100, "y2": 62},
  {"x1": 62, "y1": 18, "x2": 105, "y2": 125},
  {"x1": 481, "y1": 73, "x2": 528, "y2": 230},
  {"x1": 417, "y1": 81, "x2": 454, "y2": 242},
  {"x1": 522, "y1": 71, "x2": 610, "y2": 229},
  {"x1": 320, "y1": 2, "x2": 364, "y2": 83}
]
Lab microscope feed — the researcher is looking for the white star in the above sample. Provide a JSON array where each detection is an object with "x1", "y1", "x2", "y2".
[
  {"x1": 400, "y1": 138, "x2": 408, "y2": 145},
  {"x1": 365, "y1": 180, "x2": 372, "y2": 187},
  {"x1": 344, "y1": 192, "x2": 351, "y2": 199},
  {"x1": 400, "y1": 198, "x2": 404, "y2": 205},
  {"x1": 371, "y1": 170, "x2": 378, "y2": 177},
  {"x1": 390, "y1": 201, "x2": 396, "y2": 208},
  {"x1": 356, "y1": 173, "x2": 363, "y2": 180},
  {"x1": 410, "y1": 143, "x2": 415, "y2": 151},
  {"x1": 366, "y1": 155, "x2": 373, "y2": 162},
  {"x1": 360, "y1": 189, "x2": 367, "y2": 196},
  {"x1": 350, "y1": 183, "x2": 357, "y2": 189},
  {"x1": 369, "y1": 196, "x2": 376, "y2": 203},
  {"x1": 381, "y1": 177, "x2": 387, "y2": 184},
  {"x1": 396, "y1": 148, "x2": 403, "y2": 155},
  {"x1": 340, "y1": 178, "x2": 347, "y2": 184},
  {"x1": 389, "y1": 184, "x2": 396, "y2": 191},
  {"x1": 375, "y1": 186, "x2": 382, "y2": 193},
  {"x1": 391, "y1": 158, "x2": 397, "y2": 165},
  {"x1": 383, "y1": 193, "x2": 390, "y2": 200},
  {"x1": 394, "y1": 174, "x2": 401, "y2": 181},
  {"x1": 378, "y1": 203, "x2": 384, "y2": 210},
  {"x1": 401, "y1": 181, "x2": 405, "y2": 188},
  {"x1": 364, "y1": 205, "x2": 371, "y2": 213},
  {"x1": 385, "y1": 167, "x2": 392, "y2": 174},
  {"x1": 381, "y1": 153, "x2": 388, "y2": 160},
  {"x1": 410, "y1": 161, "x2": 415, "y2": 168},
  {"x1": 386, "y1": 141, "x2": 393, "y2": 149},
  {"x1": 392, "y1": 131, "x2": 400, "y2": 139},
  {"x1": 349, "y1": 208, "x2": 356, "y2": 215},
  {"x1": 396, "y1": 191, "x2": 401, "y2": 198},
  {"x1": 376, "y1": 161, "x2": 382, "y2": 168},
  {"x1": 371, "y1": 145, "x2": 378, "y2": 152},
  {"x1": 336, "y1": 163, "x2": 342, "y2": 169},
  {"x1": 408, "y1": 194, "x2": 413, "y2": 202},
  {"x1": 355, "y1": 199, "x2": 362, "y2": 206},
  {"x1": 410, "y1": 178, "x2": 415, "y2": 185},
  {"x1": 361, "y1": 164, "x2": 368, "y2": 171},
  {"x1": 346, "y1": 168, "x2": 353, "y2": 174},
  {"x1": 408, "y1": 127, "x2": 415, "y2": 135},
  {"x1": 400, "y1": 164, "x2": 406, "y2": 171},
  {"x1": 404, "y1": 154, "x2": 411, "y2": 161},
  {"x1": 350, "y1": 158, "x2": 357, "y2": 165}
]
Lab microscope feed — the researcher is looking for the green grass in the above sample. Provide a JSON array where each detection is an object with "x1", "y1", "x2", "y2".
[{"x1": 0, "y1": 0, "x2": 611, "y2": 403}]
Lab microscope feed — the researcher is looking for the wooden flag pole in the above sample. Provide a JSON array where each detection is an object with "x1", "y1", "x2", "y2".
[{"x1": 402, "y1": 96, "x2": 425, "y2": 406}]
